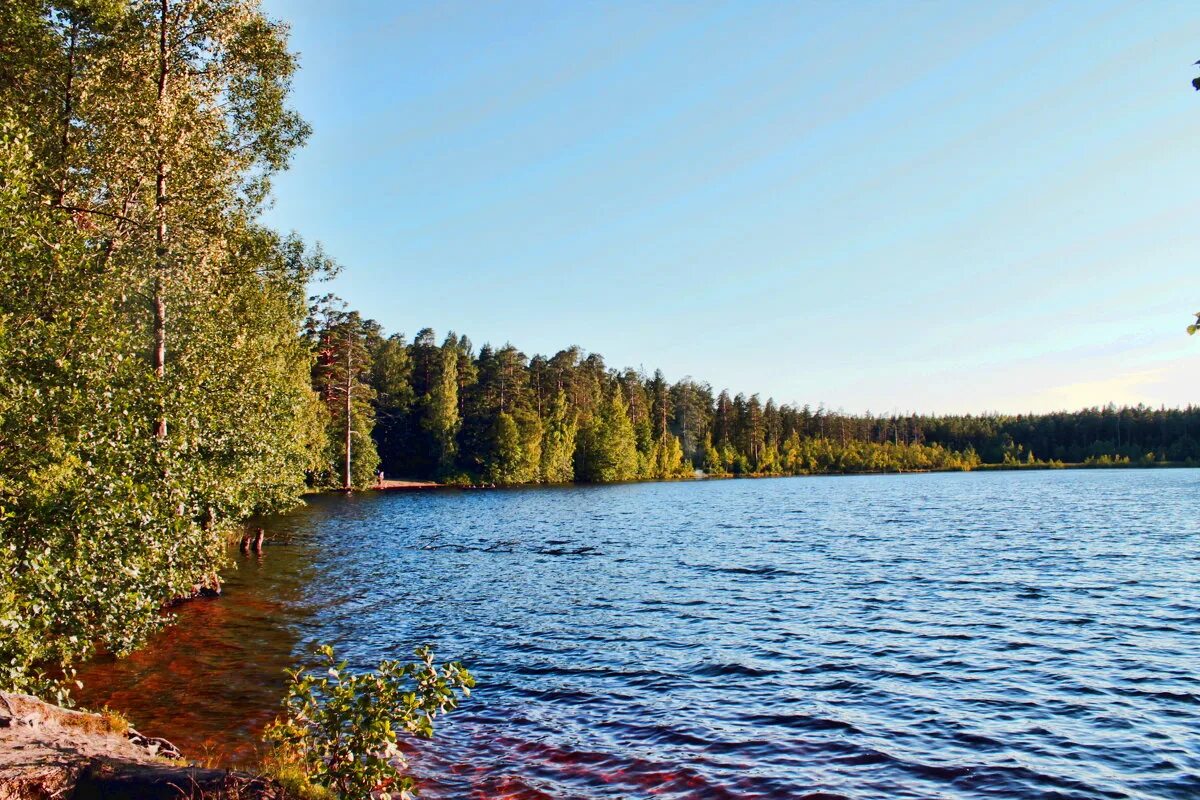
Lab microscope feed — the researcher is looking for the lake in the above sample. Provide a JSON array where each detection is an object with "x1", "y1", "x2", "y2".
[{"x1": 79, "y1": 469, "x2": 1200, "y2": 799}]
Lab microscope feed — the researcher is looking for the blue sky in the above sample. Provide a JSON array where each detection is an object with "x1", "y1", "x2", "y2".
[{"x1": 260, "y1": 0, "x2": 1199, "y2": 414}]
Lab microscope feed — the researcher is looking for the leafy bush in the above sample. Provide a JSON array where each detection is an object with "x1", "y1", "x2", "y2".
[{"x1": 264, "y1": 645, "x2": 474, "y2": 799}]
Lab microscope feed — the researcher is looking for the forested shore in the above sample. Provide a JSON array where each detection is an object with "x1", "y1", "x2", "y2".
[{"x1": 312, "y1": 319, "x2": 1200, "y2": 488}]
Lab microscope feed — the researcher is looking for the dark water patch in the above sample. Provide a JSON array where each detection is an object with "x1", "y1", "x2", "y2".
[{"x1": 692, "y1": 661, "x2": 777, "y2": 679}]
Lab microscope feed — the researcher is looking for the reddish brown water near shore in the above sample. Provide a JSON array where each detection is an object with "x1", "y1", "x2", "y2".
[{"x1": 76, "y1": 509, "x2": 319, "y2": 766}]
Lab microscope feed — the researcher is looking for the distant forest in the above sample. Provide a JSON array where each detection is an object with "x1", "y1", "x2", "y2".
[{"x1": 310, "y1": 315, "x2": 1200, "y2": 488}]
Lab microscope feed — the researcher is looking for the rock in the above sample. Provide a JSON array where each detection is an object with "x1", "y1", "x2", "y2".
[
  {"x1": 0, "y1": 692, "x2": 284, "y2": 799},
  {"x1": 73, "y1": 761, "x2": 278, "y2": 799}
]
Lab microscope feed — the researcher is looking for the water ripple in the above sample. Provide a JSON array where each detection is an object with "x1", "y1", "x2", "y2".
[{"x1": 80, "y1": 469, "x2": 1200, "y2": 799}]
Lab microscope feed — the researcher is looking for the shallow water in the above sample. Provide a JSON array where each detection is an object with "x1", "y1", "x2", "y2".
[{"x1": 80, "y1": 470, "x2": 1200, "y2": 799}]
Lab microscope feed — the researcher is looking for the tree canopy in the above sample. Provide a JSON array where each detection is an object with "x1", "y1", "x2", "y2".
[
  {"x1": 353, "y1": 326, "x2": 1200, "y2": 486},
  {"x1": 0, "y1": 0, "x2": 325, "y2": 697}
]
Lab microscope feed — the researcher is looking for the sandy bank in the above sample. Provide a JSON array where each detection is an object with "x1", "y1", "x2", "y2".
[{"x1": 373, "y1": 479, "x2": 440, "y2": 490}]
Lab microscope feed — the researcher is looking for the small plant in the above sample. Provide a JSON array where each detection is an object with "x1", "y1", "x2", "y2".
[
  {"x1": 97, "y1": 706, "x2": 132, "y2": 735},
  {"x1": 264, "y1": 645, "x2": 474, "y2": 799}
]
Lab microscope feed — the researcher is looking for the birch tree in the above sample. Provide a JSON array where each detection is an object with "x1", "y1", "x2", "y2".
[{"x1": 0, "y1": 0, "x2": 325, "y2": 696}]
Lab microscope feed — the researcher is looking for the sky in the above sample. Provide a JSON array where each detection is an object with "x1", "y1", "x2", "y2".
[{"x1": 259, "y1": 0, "x2": 1200, "y2": 415}]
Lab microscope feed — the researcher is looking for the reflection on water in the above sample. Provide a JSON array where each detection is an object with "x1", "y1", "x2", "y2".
[
  {"x1": 76, "y1": 504, "x2": 321, "y2": 765},
  {"x1": 80, "y1": 471, "x2": 1200, "y2": 799}
]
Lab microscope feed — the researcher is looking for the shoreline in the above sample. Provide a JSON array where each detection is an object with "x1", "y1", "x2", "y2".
[
  {"x1": 326, "y1": 460, "x2": 1199, "y2": 495},
  {"x1": 374, "y1": 478, "x2": 441, "y2": 490}
]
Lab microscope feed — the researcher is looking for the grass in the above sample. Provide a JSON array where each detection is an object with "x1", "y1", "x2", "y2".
[
  {"x1": 58, "y1": 704, "x2": 132, "y2": 736},
  {"x1": 259, "y1": 749, "x2": 336, "y2": 800},
  {"x1": 99, "y1": 706, "x2": 132, "y2": 735}
]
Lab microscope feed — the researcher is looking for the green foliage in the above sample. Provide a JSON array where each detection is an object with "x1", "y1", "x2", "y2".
[
  {"x1": 1001, "y1": 440, "x2": 1035, "y2": 465},
  {"x1": 774, "y1": 437, "x2": 981, "y2": 474},
  {"x1": 325, "y1": 409, "x2": 381, "y2": 490},
  {"x1": 311, "y1": 309, "x2": 379, "y2": 489},
  {"x1": 425, "y1": 342, "x2": 460, "y2": 475},
  {"x1": 1083, "y1": 453, "x2": 1132, "y2": 466},
  {"x1": 643, "y1": 434, "x2": 690, "y2": 480},
  {"x1": 371, "y1": 335, "x2": 416, "y2": 411},
  {"x1": 702, "y1": 443, "x2": 726, "y2": 477},
  {"x1": 348, "y1": 322, "x2": 1200, "y2": 486},
  {"x1": 264, "y1": 645, "x2": 474, "y2": 800},
  {"x1": 486, "y1": 412, "x2": 522, "y2": 485},
  {"x1": 0, "y1": 0, "x2": 325, "y2": 697},
  {"x1": 370, "y1": 333, "x2": 415, "y2": 480},
  {"x1": 485, "y1": 410, "x2": 540, "y2": 485},
  {"x1": 539, "y1": 392, "x2": 577, "y2": 483},
  {"x1": 576, "y1": 387, "x2": 639, "y2": 482},
  {"x1": 1188, "y1": 311, "x2": 1199, "y2": 335}
]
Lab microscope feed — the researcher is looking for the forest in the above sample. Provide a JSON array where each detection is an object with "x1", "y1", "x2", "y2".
[
  {"x1": 311, "y1": 319, "x2": 1200, "y2": 488},
  {"x1": 1, "y1": 0, "x2": 1197, "y2": 701}
]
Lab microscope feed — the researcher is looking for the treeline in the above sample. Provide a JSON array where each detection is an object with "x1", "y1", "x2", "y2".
[
  {"x1": 900, "y1": 408, "x2": 1200, "y2": 464},
  {"x1": 310, "y1": 322, "x2": 978, "y2": 488},
  {"x1": 310, "y1": 322, "x2": 1199, "y2": 488},
  {"x1": 0, "y1": 0, "x2": 326, "y2": 695}
]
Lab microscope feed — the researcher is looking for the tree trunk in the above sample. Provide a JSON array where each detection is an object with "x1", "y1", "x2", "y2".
[
  {"x1": 344, "y1": 330, "x2": 353, "y2": 491},
  {"x1": 153, "y1": 0, "x2": 170, "y2": 440},
  {"x1": 57, "y1": 22, "x2": 76, "y2": 206}
]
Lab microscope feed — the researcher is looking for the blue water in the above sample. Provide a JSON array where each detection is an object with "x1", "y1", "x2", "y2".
[{"x1": 82, "y1": 469, "x2": 1200, "y2": 799}]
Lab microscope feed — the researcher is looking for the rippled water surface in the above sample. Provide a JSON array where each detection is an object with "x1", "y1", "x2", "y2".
[{"x1": 80, "y1": 470, "x2": 1200, "y2": 799}]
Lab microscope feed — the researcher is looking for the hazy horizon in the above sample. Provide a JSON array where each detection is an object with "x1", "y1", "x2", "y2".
[{"x1": 261, "y1": 0, "x2": 1200, "y2": 415}]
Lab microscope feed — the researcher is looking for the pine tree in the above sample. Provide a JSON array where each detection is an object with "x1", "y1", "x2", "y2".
[
  {"x1": 370, "y1": 333, "x2": 414, "y2": 475},
  {"x1": 646, "y1": 434, "x2": 688, "y2": 479},
  {"x1": 486, "y1": 412, "x2": 522, "y2": 485},
  {"x1": 540, "y1": 391, "x2": 577, "y2": 482},
  {"x1": 513, "y1": 408, "x2": 543, "y2": 483},
  {"x1": 313, "y1": 309, "x2": 378, "y2": 490},
  {"x1": 425, "y1": 338, "x2": 460, "y2": 474},
  {"x1": 577, "y1": 386, "x2": 638, "y2": 482}
]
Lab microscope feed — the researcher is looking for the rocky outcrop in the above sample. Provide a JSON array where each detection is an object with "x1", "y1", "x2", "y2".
[
  {"x1": 0, "y1": 692, "x2": 281, "y2": 799},
  {"x1": 72, "y1": 761, "x2": 278, "y2": 799}
]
